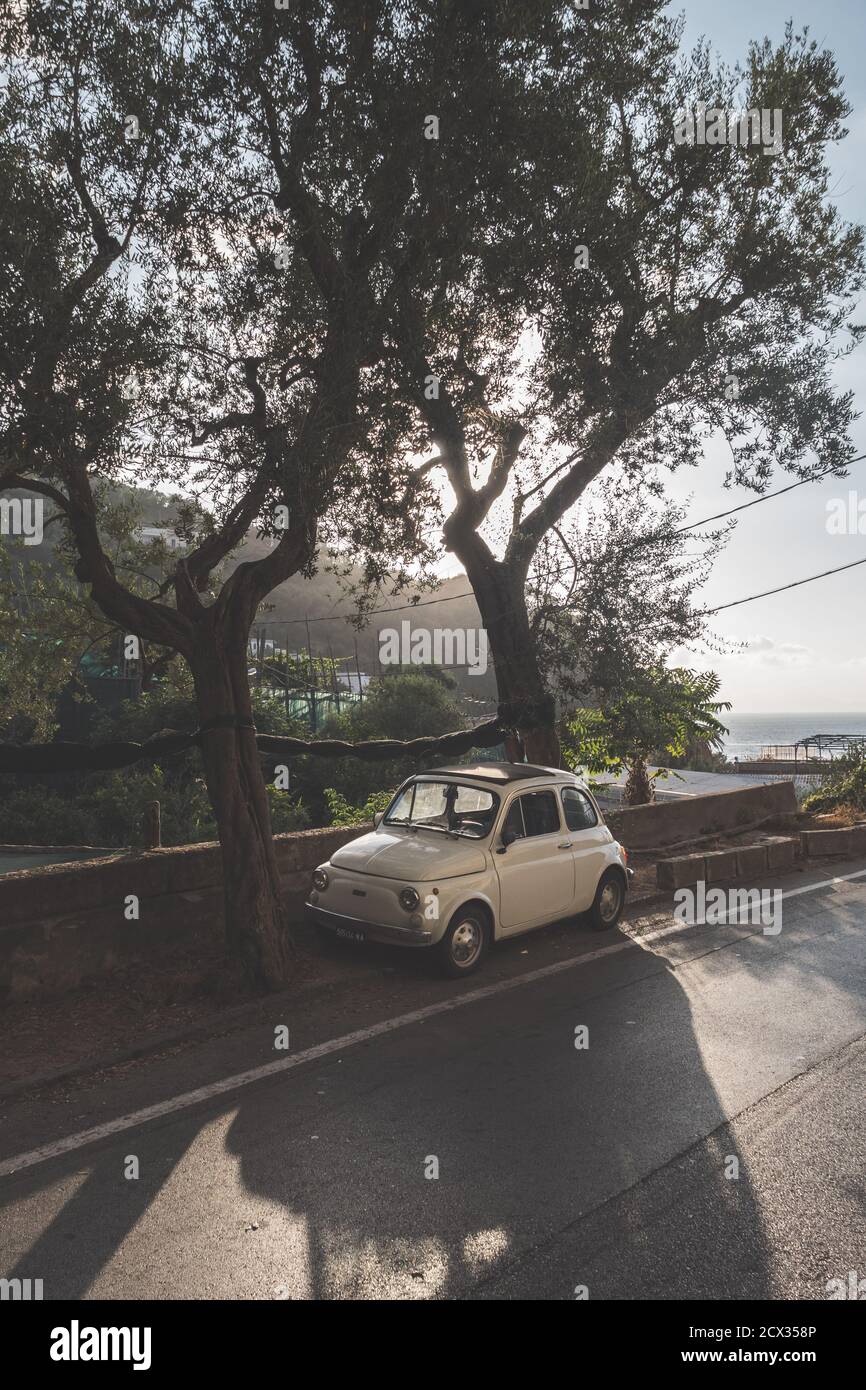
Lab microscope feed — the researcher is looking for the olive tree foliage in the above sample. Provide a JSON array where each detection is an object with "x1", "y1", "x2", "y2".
[
  {"x1": 4, "y1": 0, "x2": 624, "y2": 986},
  {"x1": 381, "y1": 4, "x2": 864, "y2": 762},
  {"x1": 524, "y1": 476, "x2": 733, "y2": 710},
  {"x1": 0, "y1": 484, "x2": 214, "y2": 744},
  {"x1": 0, "y1": 4, "x2": 190, "y2": 728}
]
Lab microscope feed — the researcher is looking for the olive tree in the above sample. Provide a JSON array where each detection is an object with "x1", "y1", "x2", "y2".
[
  {"x1": 384, "y1": 6, "x2": 864, "y2": 762},
  {"x1": 0, "y1": 0, "x2": 434, "y2": 987}
]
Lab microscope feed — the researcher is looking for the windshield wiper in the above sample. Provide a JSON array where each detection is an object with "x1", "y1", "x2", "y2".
[{"x1": 387, "y1": 820, "x2": 464, "y2": 839}]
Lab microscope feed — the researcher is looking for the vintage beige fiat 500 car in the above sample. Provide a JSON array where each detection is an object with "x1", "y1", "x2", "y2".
[{"x1": 306, "y1": 763, "x2": 631, "y2": 976}]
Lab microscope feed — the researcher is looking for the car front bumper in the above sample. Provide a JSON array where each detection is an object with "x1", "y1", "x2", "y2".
[{"x1": 306, "y1": 902, "x2": 434, "y2": 948}]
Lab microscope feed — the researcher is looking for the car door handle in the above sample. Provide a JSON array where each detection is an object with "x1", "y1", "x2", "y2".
[{"x1": 557, "y1": 841, "x2": 572, "y2": 849}]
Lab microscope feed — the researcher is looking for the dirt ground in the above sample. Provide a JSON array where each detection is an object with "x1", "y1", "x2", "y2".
[
  {"x1": 0, "y1": 921, "x2": 355, "y2": 1090},
  {"x1": 807, "y1": 805, "x2": 866, "y2": 827}
]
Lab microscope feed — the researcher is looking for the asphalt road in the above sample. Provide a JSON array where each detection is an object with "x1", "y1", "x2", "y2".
[{"x1": 2, "y1": 860, "x2": 866, "y2": 1300}]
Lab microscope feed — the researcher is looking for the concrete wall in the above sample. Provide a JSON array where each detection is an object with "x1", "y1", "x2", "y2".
[
  {"x1": 605, "y1": 779, "x2": 798, "y2": 850},
  {"x1": 0, "y1": 824, "x2": 365, "y2": 1002}
]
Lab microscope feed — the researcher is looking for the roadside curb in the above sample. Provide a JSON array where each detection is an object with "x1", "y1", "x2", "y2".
[{"x1": 655, "y1": 827, "x2": 866, "y2": 892}]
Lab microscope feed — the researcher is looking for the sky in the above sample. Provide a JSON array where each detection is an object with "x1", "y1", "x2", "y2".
[
  {"x1": 436, "y1": 1, "x2": 866, "y2": 714},
  {"x1": 646, "y1": 1, "x2": 866, "y2": 712}
]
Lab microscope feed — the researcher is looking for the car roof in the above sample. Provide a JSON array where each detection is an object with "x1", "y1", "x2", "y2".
[{"x1": 417, "y1": 762, "x2": 584, "y2": 786}]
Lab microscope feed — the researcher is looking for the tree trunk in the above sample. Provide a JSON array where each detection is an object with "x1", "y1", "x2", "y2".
[
  {"x1": 518, "y1": 718, "x2": 561, "y2": 768},
  {"x1": 447, "y1": 530, "x2": 561, "y2": 766},
  {"x1": 624, "y1": 757, "x2": 655, "y2": 806},
  {"x1": 189, "y1": 617, "x2": 293, "y2": 991}
]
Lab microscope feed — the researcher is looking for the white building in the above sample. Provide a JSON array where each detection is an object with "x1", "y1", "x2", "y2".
[{"x1": 136, "y1": 526, "x2": 185, "y2": 550}]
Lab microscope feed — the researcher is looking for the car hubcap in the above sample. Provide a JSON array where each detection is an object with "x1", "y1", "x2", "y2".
[
  {"x1": 599, "y1": 881, "x2": 621, "y2": 923},
  {"x1": 451, "y1": 917, "x2": 482, "y2": 965}
]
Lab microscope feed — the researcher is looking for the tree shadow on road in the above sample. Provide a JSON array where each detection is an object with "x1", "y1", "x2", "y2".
[
  {"x1": 2, "y1": 1122, "x2": 201, "y2": 1299},
  {"x1": 2, "y1": 919, "x2": 800, "y2": 1300},
  {"x1": 222, "y1": 937, "x2": 777, "y2": 1299}
]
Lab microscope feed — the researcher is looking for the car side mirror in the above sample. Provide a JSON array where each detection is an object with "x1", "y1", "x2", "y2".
[
  {"x1": 373, "y1": 811, "x2": 384, "y2": 829},
  {"x1": 498, "y1": 827, "x2": 518, "y2": 853}
]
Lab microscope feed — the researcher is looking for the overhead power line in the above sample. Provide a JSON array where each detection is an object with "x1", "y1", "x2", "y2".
[
  {"x1": 282, "y1": 545, "x2": 866, "y2": 628},
  {"x1": 675, "y1": 452, "x2": 866, "y2": 533},
  {"x1": 280, "y1": 589, "x2": 477, "y2": 625},
  {"x1": 707, "y1": 554, "x2": 866, "y2": 613},
  {"x1": 275, "y1": 452, "x2": 866, "y2": 625}
]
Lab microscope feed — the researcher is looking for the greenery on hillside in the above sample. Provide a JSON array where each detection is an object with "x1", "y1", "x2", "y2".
[{"x1": 0, "y1": 669, "x2": 467, "y2": 847}]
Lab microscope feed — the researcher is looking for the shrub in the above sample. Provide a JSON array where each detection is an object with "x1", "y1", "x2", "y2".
[
  {"x1": 323, "y1": 786, "x2": 395, "y2": 827},
  {"x1": 266, "y1": 784, "x2": 311, "y2": 834},
  {"x1": 802, "y1": 755, "x2": 866, "y2": 816},
  {"x1": 0, "y1": 786, "x2": 93, "y2": 845}
]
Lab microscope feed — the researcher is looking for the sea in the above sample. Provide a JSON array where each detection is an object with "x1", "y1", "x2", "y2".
[{"x1": 722, "y1": 713, "x2": 866, "y2": 762}]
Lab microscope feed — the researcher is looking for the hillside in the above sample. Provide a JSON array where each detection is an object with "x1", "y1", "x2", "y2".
[{"x1": 3, "y1": 487, "x2": 497, "y2": 704}]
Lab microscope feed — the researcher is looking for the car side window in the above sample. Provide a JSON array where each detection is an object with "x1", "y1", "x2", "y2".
[
  {"x1": 520, "y1": 790, "x2": 562, "y2": 837},
  {"x1": 502, "y1": 799, "x2": 525, "y2": 840},
  {"x1": 561, "y1": 787, "x2": 598, "y2": 831}
]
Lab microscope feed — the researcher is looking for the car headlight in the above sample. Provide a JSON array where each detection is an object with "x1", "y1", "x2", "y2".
[
  {"x1": 312, "y1": 868, "x2": 329, "y2": 891},
  {"x1": 399, "y1": 886, "x2": 420, "y2": 911}
]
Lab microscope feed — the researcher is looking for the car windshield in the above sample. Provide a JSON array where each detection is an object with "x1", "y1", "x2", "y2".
[{"x1": 384, "y1": 780, "x2": 499, "y2": 838}]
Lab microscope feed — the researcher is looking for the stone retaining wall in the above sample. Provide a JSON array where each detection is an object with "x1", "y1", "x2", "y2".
[
  {"x1": 799, "y1": 825, "x2": 866, "y2": 857},
  {"x1": 0, "y1": 825, "x2": 365, "y2": 1001},
  {"x1": 605, "y1": 779, "x2": 798, "y2": 849},
  {"x1": 656, "y1": 836, "x2": 798, "y2": 890}
]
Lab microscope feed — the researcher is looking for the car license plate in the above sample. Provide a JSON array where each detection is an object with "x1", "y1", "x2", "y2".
[{"x1": 336, "y1": 925, "x2": 366, "y2": 943}]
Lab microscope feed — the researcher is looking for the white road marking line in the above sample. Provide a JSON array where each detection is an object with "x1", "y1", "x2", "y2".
[
  {"x1": 1, "y1": 865, "x2": 864, "y2": 1178},
  {"x1": 714, "y1": 865, "x2": 866, "y2": 924},
  {"x1": 770, "y1": 865, "x2": 866, "y2": 901}
]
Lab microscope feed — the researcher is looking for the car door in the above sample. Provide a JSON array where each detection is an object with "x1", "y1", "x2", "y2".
[
  {"x1": 561, "y1": 787, "x2": 610, "y2": 911},
  {"x1": 494, "y1": 788, "x2": 575, "y2": 929}
]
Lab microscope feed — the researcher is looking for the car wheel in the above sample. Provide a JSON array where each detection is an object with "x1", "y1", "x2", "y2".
[
  {"x1": 436, "y1": 907, "x2": 489, "y2": 977},
  {"x1": 589, "y1": 868, "x2": 625, "y2": 931}
]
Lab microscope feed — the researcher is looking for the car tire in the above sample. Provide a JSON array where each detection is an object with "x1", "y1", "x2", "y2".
[
  {"x1": 588, "y1": 868, "x2": 626, "y2": 931},
  {"x1": 436, "y1": 906, "x2": 489, "y2": 977}
]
